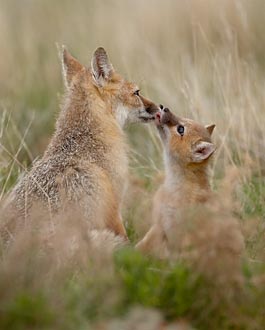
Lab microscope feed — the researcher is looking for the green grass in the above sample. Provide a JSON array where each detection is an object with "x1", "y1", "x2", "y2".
[
  {"x1": 1, "y1": 247, "x2": 265, "y2": 329},
  {"x1": 242, "y1": 177, "x2": 265, "y2": 218},
  {"x1": 0, "y1": 292, "x2": 54, "y2": 330}
]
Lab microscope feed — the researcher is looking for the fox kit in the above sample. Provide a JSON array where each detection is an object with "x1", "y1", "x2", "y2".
[
  {"x1": 136, "y1": 107, "x2": 217, "y2": 257},
  {"x1": 1, "y1": 47, "x2": 159, "y2": 244}
]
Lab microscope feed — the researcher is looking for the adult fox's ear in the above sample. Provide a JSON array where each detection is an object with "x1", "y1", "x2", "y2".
[
  {"x1": 205, "y1": 124, "x2": 215, "y2": 136},
  {"x1": 60, "y1": 46, "x2": 83, "y2": 89},
  {"x1": 91, "y1": 47, "x2": 114, "y2": 87},
  {"x1": 192, "y1": 141, "x2": 216, "y2": 163}
]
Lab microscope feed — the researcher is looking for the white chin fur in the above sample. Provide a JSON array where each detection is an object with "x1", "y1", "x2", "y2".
[
  {"x1": 157, "y1": 125, "x2": 169, "y2": 141},
  {"x1": 115, "y1": 104, "x2": 143, "y2": 127},
  {"x1": 115, "y1": 104, "x2": 129, "y2": 128}
]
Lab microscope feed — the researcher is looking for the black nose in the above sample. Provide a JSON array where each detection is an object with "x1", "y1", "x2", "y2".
[
  {"x1": 146, "y1": 104, "x2": 160, "y2": 114},
  {"x1": 159, "y1": 104, "x2": 164, "y2": 110},
  {"x1": 163, "y1": 108, "x2": 169, "y2": 113}
]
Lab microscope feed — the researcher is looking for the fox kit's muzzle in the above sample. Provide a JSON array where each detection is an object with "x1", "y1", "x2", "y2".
[{"x1": 155, "y1": 106, "x2": 180, "y2": 127}]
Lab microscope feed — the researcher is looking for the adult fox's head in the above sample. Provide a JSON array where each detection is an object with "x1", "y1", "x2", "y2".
[{"x1": 61, "y1": 46, "x2": 159, "y2": 127}]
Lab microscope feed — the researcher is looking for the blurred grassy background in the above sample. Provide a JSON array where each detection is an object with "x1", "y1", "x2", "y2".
[
  {"x1": 1, "y1": 0, "x2": 265, "y2": 177},
  {"x1": 1, "y1": 0, "x2": 265, "y2": 234},
  {"x1": 1, "y1": 1, "x2": 265, "y2": 328}
]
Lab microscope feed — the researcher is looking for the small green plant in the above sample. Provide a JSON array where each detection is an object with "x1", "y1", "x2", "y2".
[
  {"x1": 242, "y1": 176, "x2": 265, "y2": 218},
  {"x1": 0, "y1": 292, "x2": 54, "y2": 330}
]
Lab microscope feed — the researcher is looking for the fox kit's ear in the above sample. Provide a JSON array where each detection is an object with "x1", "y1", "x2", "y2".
[
  {"x1": 61, "y1": 47, "x2": 83, "y2": 89},
  {"x1": 91, "y1": 47, "x2": 114, "y2": 87},
  {"x1": 205, "y1": 124, "x2": 215, "y2": 136},
  {"x1": 192, "y1": 141, "x2": 216, "y2": 163}
]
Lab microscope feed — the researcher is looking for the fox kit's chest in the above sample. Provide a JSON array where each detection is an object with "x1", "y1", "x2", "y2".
[{"x1": 152, "y1": 182, "x2": 211, "y2": 226}]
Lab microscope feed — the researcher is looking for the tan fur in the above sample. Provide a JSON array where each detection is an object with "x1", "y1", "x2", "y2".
[
  {"x1": 137, "y1": 109, "x2": 244, "y2": 271},
  {"x1": 136, "y1": 107, "x2": 217, "y2": 257},
  {"x1": 1, "y1": 47, "x2": 159, "y2": 245}
]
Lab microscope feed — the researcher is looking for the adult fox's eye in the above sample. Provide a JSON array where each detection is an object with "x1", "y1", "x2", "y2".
[
  {"x1": 133, "y1": 90, "x2": 140, "y2": 96},
  {"x1": 177, "y1": 125, "x2": 185, "y2": 136}
]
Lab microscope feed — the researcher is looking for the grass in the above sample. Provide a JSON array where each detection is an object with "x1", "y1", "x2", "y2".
[
  {"x1": 1, "y1": 246, "x2": 265, "y2": 329},
  {"x1": 1, "y1": 0, "x2": 265, "y2": 329}
]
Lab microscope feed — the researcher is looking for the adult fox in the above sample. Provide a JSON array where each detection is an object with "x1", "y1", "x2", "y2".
[{"x1": 1, "y1": 47, "x2": 159, "y2": 243}]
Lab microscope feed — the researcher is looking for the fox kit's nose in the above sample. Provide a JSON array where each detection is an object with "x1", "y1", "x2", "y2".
[
  {"x1": 159, "y1": 107, "x2": 180, "y2": 126},
  {"x1": 159, "y1": 104, "x2": 169, "y2": 113}
]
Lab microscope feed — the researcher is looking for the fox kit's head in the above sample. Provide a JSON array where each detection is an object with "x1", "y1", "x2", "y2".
[
  {"x1": 61, "y1": 46, "x2": 159, "y2": 127},
  {"x1": 156, "y1": 106, "x2": 216, "y2": 165}
]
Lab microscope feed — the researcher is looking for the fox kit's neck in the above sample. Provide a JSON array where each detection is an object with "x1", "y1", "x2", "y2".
[{"x1": 164, "y1": 152, "x2": 211, "y2": 202}]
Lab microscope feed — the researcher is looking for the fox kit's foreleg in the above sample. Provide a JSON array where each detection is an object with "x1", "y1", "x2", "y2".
[{"x1": 136, "y1": 224, "x2": 169, "y2": 258}]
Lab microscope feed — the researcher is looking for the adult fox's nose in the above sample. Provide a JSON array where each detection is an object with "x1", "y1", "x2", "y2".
[
  {"x1": 140, "y1": 95, "x2": 160, "y2": 115},
  {"x1": 145, "y1": 103, "x2": 160, "y2": 114}
]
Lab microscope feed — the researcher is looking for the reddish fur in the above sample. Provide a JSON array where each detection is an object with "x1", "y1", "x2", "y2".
[
  {"x1": 1, "y1": 47, "x2": 159, "y2": 245},
  {"x1": 136, "y1": 109, "x2": 216, "y2": 257}
]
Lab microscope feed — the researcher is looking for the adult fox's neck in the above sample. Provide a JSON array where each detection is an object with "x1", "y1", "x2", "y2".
[
  {"x1": 44, "y1": 86, "x2": 125, "y2": 166},
  {"x1": 164, "y1": 153, "x2": 211, "y2": 203}
]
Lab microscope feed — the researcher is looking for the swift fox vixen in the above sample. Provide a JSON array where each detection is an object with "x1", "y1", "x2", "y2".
[
  {"x1": 136, "y1": 106, "x2": 217, "y2": 256},
  {"x1": 1, "y1": 47, "x2": 159, "y2": 243}
]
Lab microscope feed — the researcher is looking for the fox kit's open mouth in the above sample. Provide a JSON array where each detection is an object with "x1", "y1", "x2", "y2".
[
  {"x1": 155, "y1": 111, "x2": 161, "y2": 125},
  {"x1": 155, "y1": 109, "x2": 168, "y2": 141}
]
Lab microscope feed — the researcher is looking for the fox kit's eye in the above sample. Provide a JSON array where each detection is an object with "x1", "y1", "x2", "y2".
[
  {"x1": 133, "y1": 90, "x2": 140, "y2": 96},
  {"x1": 177, "y1": 125, "x2": 185, "y2": 136}
]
